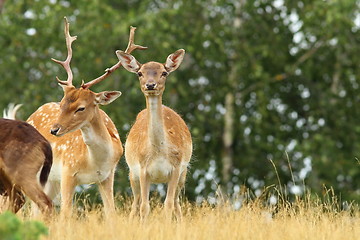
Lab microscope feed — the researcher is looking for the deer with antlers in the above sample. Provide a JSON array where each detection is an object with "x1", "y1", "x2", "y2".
[
  {"x1": 27, "y1": 17, "x2": 146, "y2": 216},
  {"x1": 116, "y1": 49, "x2": 192, "y2": 220}
]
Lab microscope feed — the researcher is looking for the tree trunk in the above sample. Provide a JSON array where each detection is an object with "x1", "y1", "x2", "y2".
[
  {"x1": 330, "y1": 51, "x2": 342, "y2": 105},
  {"x1": 222, "y1": 92, "x2": 235, "y2": 188},
  {"x1": 219, "y1": 0, "x2": 244, "y2": 197}
]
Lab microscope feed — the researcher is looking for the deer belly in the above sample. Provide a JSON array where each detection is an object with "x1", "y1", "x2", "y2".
[
  {"x1": 48, "y1": 162, "x2": 62, "y2": 182},
  {"x1": 147, "y1": 158, "x2": 174, "y2": 183},
  {"x1": 76, "y1": 170, "x2": 110, "y2": 185}
]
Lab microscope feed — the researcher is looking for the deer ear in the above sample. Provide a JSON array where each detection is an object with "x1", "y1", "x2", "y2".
[
  {"x1": 95, "y1": 91, "x2": 122, "y2": 105},
  {"x1": 116, "y1": 50, "x2": 141, "y2": 73},
  {"x1": 60, "y1": 84, "x2": 74, "y2": 93},
  {"x1": 164, "y1": 49, "x2": 185, "y2": 73}
]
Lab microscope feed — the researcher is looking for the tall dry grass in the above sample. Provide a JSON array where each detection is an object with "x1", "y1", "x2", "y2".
[
  {"x1": 3, "y1": 157, "x2": 359, "y2": 239},
  {"x1": 9, "y1": 193, "x2": 358, "y2": 240}
]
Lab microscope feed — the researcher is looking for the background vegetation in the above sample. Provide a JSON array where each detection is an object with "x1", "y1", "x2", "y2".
[
  {"x1": 0, "y1": 0, "x2": 360, "y2": 206},
  {"x1": 0, "y1": 211, "x2": 48, "y2": 240}
]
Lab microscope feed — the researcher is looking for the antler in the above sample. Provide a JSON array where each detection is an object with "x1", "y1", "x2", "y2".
[
  {"x1": 51, "y1": 17, "x2": 77, "y2": 86},
  {"x1": 81, "y1": 26, "x2": 147, "y2": 89}
]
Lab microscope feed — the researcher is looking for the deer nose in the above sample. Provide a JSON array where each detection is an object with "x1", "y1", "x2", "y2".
[
  {"x1": 50, "y1": 127, "x2": 60, "y2": 136},
  {"x1": 146, "y1": 83, "x2": 156, "y2": 90}
]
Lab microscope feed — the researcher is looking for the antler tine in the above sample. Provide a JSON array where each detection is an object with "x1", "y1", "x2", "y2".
[
  {"x1": 51, "y1": 17, "x2": 77, "y2": 86},
  {"x1": 81, "y1": 26, "x2": 147, "y2": 89},
  {"x1": 124, "y1": 26, "x2": 148, "y2": 54}
]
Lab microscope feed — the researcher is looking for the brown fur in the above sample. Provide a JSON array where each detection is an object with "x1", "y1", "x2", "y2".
[
  {"x1": 0, "y1": 118, "x2": 53, "y2": 214},
  {"x1": 118, "y1": 49, "x2": 192, "y2": 220},
  {"x1": 126, "y1": 106, "x2": 192, "y2": 167},
  {"x1": 27, "y1": 86, "x2": 123, "y2": 216}
]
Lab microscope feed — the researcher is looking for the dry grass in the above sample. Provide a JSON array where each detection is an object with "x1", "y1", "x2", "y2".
[{"x1": 11, "y1": 195, "x2": 359, "y2": 240}]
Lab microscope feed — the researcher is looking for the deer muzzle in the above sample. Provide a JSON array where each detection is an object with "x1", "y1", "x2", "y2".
[
  {"x1": 50, "y1": 124, "x2": 61, "y2": 136},
  {"x1": 145, "y1": 83, "x2": 157, "y2": 90}
]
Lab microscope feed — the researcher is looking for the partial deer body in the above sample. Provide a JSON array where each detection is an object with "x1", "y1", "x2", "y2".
[
  {"x1": 0, "y1": 118, "x2": 53, "y2": 215},
  {"x1": 27, "y1": 95, "x2": 122, "y2": 216},
  {"x1": 117, "y1": 49, "x2": 192, "y2": 220},
  {"x1": 26, "y1": 17, "x2": 146, "y2": 216}
]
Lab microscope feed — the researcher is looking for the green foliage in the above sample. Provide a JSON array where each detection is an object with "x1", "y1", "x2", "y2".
[
  {"x1": 0, "y1": 211, "x2": 48, "y2": 240},
  {"x1": 0, "y1": 0, "x2": 359, "y2": 204}
]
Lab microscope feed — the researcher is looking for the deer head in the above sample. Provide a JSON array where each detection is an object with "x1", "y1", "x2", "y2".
[
  {"x1": 115, "y1": 49, "x2": 185, "y2": 96},
  {"x1": 50, "y1": 17, "x2": 146, "y2": 136},
  {"x1": 50, "y1": 86, "x2": 121, "y2": 136}
]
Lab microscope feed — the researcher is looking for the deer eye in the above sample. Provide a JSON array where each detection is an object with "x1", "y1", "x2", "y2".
[
  {"x1": 161, "y1": 71, "x2": 168, "y2": 77},
  {"x1": 137, "y1": 72, "x2": 143, "y2": 77},
  {"x1": 75, "y1": 107, "x2": 85, "y2": 113}
]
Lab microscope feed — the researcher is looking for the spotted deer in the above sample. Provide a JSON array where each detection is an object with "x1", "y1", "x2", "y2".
[
  {"x1": 116, "y1": 49, "x2": 192, "y2": 220},
  {"x1": 27, "y1": 17, "x2": 146, "y2": 216},
  {"x1": 0, "y1": 113, "x2": 53, "y2": 215}
]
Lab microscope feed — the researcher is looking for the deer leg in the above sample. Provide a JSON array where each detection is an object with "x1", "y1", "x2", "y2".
[
  {"x1": 8, "y1": 164, "x2": 53, "y2": 216},
  {"x1": 129, "y1": 171, "x2": 140, "y2": 219},
  {"x1": 0, "y1": 172, "x2": 22, "y2": 213},
  {"x1": 98, "y1": 169, "x2": 116, "y2": 217},
  {"x1": 9, "y1": 187, "x2": 25, "y2": 213},
  {"x1": 21, "y1": 182, "x2": 53, "y2": 216},
  {"x1": 3, "y1": 171, "x2": 27, "y2": 213},
  {"x1": 164, "y1": 166, "x2": 181, "y2": 220},
  {"x1": 32, "y1": 180, "x2": 60, "y2": 216},
  {"x1": 139, "y1": 168, "x2": 150, "y2": 221},
  {"x1": 60, "y1": 174, "x2": 76, "y2": 217},
  {"x1": 174, "y1": 170, "x2": 187, "y2": 221}
]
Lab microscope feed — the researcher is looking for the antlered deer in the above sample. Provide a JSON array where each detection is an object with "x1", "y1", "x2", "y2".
[
  {"x1": 27, "y1": 17, "x2": 146, "y2": 216},
  {"x1": 0, "y1": 116, "x2": 53, "y2": 215},
  {"x1": 116, "y1": 49, "x2": 192, "y2": 220}
]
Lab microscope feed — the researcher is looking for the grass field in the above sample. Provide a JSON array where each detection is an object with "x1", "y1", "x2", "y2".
[{"x1": 8, "y1": 193, "x2": 358, "y2": 240}]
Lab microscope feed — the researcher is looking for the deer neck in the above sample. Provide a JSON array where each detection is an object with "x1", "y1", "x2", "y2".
[
  {"x1": 80, "y1": 107, "x2": 112, "y2": 164},
  {"x1": 146, "y1": 95, "x2": 166, "y2": 150}
]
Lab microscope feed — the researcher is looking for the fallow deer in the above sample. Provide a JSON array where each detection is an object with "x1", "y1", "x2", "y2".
[
  {"x1": 26, "y1": 17, "x2": 146, "y2": 216},
  {"x1": 116, "y1": 49, "x2": 192, "y2": 220},
  {"x1": 0, "y1": 116, "x2": 53, "y2": 215}
]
